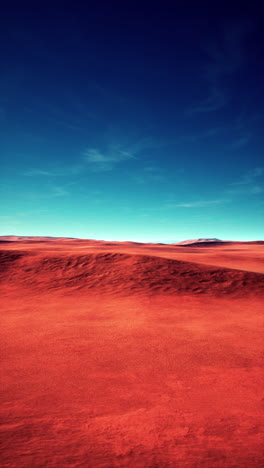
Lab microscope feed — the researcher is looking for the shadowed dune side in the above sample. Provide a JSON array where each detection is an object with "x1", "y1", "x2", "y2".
[
  {"x1": 176, "y1": 241, "x2": 264, "y2": 247},
  {"x1": 0, "y1": 236, "x2": 78, "y2": 242},
  {"x1": 1, "y1": 250, "x2": 263, "y2": 297},
  {"x1": 176, "y1": 241, "x2": 230, "y2": 247}
]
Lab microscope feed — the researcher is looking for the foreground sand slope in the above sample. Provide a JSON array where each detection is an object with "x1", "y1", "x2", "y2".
[{"x1": 1, "y1": 237, "x2": 264, "y2": 467}]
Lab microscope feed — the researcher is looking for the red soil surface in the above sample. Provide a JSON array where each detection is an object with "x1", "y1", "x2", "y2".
[{"x1": 1, "y1": 237, "x2": 264, "y2": 467}]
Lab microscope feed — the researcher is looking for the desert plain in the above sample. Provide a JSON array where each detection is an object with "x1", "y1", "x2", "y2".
[{"x1": 0, "y1": 236, "x2": 264, "y2": 467}]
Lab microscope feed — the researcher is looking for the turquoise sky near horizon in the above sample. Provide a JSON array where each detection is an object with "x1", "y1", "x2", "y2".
[{"x1": 1, "y1": 1, "x2": 264, "y2": 242}]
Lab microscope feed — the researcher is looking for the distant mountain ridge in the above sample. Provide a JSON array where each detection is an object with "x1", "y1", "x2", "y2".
[
  {"x1": 0, "y1": 236, "x2": 263, "y2": 245},
  {"x1": 173, "y1": 238, "x2": 222, "y2": 245}
]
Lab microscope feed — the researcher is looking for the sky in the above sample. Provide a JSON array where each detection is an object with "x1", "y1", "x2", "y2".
[{"x1": 1, "y1": 1, "x2": 264, "y2": 241}]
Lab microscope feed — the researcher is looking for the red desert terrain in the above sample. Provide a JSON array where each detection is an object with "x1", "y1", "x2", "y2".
[{"x1": 1, "y1": 236, "x2": 264, "y2": 467}]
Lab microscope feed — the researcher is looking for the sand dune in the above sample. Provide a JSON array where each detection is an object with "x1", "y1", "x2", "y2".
[
  {"x1": 1, "y1": 236, "x2": 264, "y2": 467},
  {"x1": 1, "y1": 249, "x2": 264, "y2": 297},
  {"x1": 2, "y1": 235, "x2": 264, "y2": 272}
]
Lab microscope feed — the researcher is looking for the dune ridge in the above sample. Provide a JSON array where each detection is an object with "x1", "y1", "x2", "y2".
[{"x1": 1, "y1": 249, "x2": 263, "y2": 297}]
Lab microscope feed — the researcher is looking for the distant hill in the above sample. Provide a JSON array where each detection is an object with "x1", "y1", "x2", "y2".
[
  {"x1": 173, "y1": 238, "x2": 222, "y2": 246},
  {"x1": 0, "y1": 236, "x2": 263, "y2": 246}
]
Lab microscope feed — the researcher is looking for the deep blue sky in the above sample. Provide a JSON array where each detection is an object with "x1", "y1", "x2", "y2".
[{"x1": 1, "y1": 1, "x2": 264, "y2": 241}]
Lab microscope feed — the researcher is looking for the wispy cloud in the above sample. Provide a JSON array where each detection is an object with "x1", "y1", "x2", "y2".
[
  {"x1": 82, "y1": 137, "x2": 156, "y2": 171},
  {"x1": 230, "y1": 167, "x2": 263, "y2": 186},
  {"x1": 227, "y1": 185, "x2": 263, "y2": 196},
  {"x1": 250, "y1": 186, "x2": 263, "y2": 194},
  {"x1": 227, "y1": 167, "x2": 264, "y2": 195},
  {"x1": 166, "y1": 199, "x2": 229, "y2": 208},
  {"x1": 24, "y1": 166, "x2": 82, "y2": 177},
  {"x1": 227, "y1": 134, "x2": 251, "y2": 150},
  {"x1": 205, "y1": 22, "x2": 251, "y2": 81},
  {"x1": 133, "y1": 166, "x2": 166, "y2": 184},
  {"x1": 20, "y1": 185, "x2": 71, "y2": 200},
  {"x1": 134, "y1": 174, "x2": 165, "y2": 185},
  {"x1": 23, "y1": 135, "x2": 174, "y2": 177},
  {"x1": 83, "y1": 145, "x2": 136, "y2": 171},
  {"x1": 0, "y1": 215, "x2": 15, "y2": 220},
  {"x1": 186, "y1": 21, "x2": 252, "y2": 114},
  {"x1": 143, "y1": 166, "x2": 160, "y2": 172},
  {"x1": 17, "y1": 209, "x2": 51, "y2": 217},
  {"x1": 23, "y1": 140, "x2": 145, "y2": 176},
  {"x1": 52, "y1": 186, "x2": 69, "y2": 197},
  {"x1": 23, "y1": 92, "x2": 98, "y2": 133},
  {"x1": 24, "y1": 169, "x2": 59, "y2": 177},
  {"x1": 186, "y1": 86, "x2": 228, "y2": 114}
]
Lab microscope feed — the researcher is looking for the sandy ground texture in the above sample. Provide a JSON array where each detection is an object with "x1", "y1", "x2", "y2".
[{"x1": 1, "y1": 237, "x2": 264, "y2": 467}]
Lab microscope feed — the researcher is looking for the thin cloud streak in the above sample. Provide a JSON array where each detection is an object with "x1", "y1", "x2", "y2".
[
  {"x1": 186, "y1": 86, "x2": 228, "y2": 114},
  {"x1": 166, "y1": 199, "x2": 229, "y2": 208},
  {"x1": 52, "y1": 186, "x2": 69, "y2": 197},
  {"x1": 186, "y1": 21, "x2": 252, "y2": 114},
  {"x1": 83, "y1": 145, "x2": 137, "y2": 171},
  {"x1": 228, "y1": 134, "x2": 251, "y2": 150},
  {"x1": 227, "y1": 185, "x2": 263, "y2": 196},
  {"x1": 24, "y1": 166, "x2": 82, "y2": 177},
  {"x1": 229, "y1": 167, "x2": 263, "y2": 186},
  {"x1": 82, "y1": 137, "x2": 160, "y2": 171},
  {"x1": 226, "y1": 167, "x2": 264, "y2": 196},
  {"x1": 23, "y1": 136, "x2": 158, "y2": 176}
]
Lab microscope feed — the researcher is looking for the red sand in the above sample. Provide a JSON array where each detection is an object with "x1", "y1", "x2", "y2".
[{"x1": 1, "y1": 237, "x2": 264, "y2": 467}]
